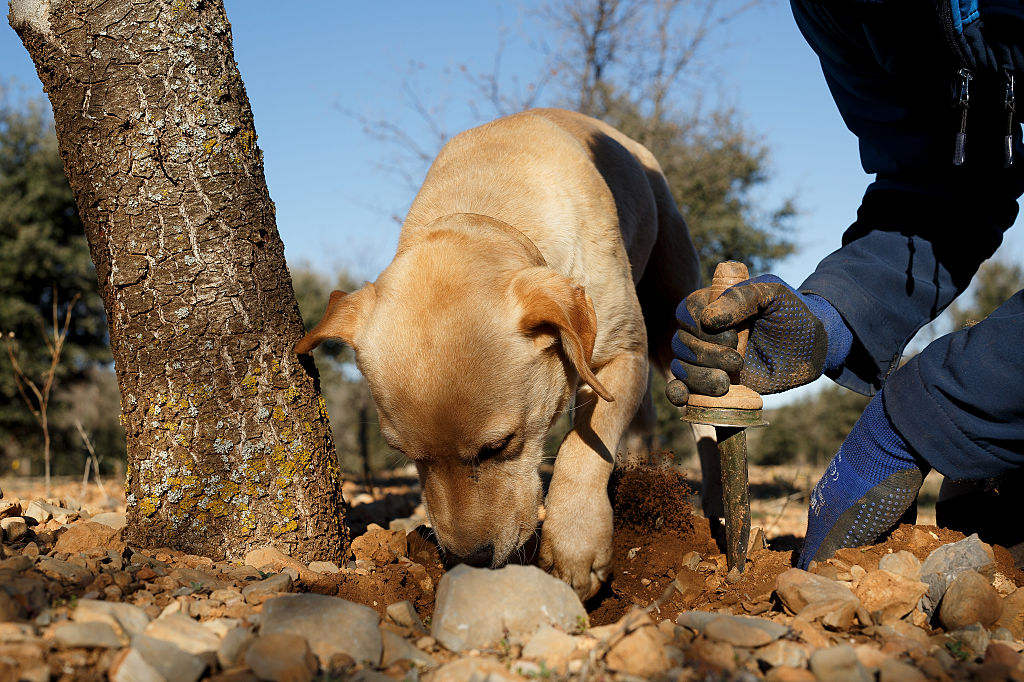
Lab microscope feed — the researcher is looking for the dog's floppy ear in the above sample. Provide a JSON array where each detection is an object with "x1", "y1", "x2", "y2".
[
  {"x1": 511, "y1": 267, "x2": 614, "y2": 402},
  {"x1": 294, "y1": 284, "x2": 376, "y2": 354}
]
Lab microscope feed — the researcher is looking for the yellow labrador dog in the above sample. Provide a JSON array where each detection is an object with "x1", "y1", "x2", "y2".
[{"x1": 296, "y1": 108, "x2": 704, "y2": 599}]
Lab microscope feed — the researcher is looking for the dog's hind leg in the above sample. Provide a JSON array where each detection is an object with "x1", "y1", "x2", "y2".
[{"x1": 618, "y1": 368, "x2": 656, "y2": 466}]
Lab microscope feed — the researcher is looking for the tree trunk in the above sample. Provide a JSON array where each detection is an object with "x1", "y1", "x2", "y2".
[{"x1": 9, "y1": 0, "x2": 348, "y2": 561}]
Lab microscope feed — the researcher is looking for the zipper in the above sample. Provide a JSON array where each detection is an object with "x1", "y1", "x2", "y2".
[
  {"x1": 1005, "y1": 71, "x2": 1016, "y2": 168},
  {"x1": 937, "y1": 1, "x2": 974, "y2": 166},
  {"x1": 953, "y1": 68, "x2": 972, "y2": 166}
]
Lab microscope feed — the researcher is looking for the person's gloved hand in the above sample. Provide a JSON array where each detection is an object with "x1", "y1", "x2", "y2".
[
  {"x1": 798, "y1": 391, "x2": 927, "y2": 569},
  {"x1": 667, "y1": 275, "x2": 852, "y2": 403}
]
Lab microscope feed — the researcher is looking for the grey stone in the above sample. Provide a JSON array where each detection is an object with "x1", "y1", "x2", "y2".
[
  {"x1": 676, "y1": 611, "x2": 789, "y2": 643},
  {"x1": 0, "y1": 517, "x2": 28, "y2": 543},
  {"x1": 144, "y1": 612, "x2": 221, "y2": 657},
  {"x1": 132, "y1": 633, "x2": 208, "y2": 682},
  {"x1": 920, "y1": 533, "x2": 995, "y2": 617},
  {"x1": 260, "y1": 593, "x2": 381, "y2": 666},
  {"x1": 217, "y1": 626, "x2": 255, "y2": 669},
  {"x1": 245, "y1": 633, "x2": 318, "y2": 682},
  {"x1": 241, "y1": 572, "x2": 292, "y2": 603},
  {"x1": 809, "y1": 644, "x2": 872, "y2": 682},
  {"x1": 72, "y1": 598, "x2": 151, "y2": 638},
  {"x1": 432, "y1": 564, "x2": 586, "y2": 651},
  {"x1": 381, "y1": 630, "x2": 437, "y2": 668},
  {"x1": 89, "y1": 511, "x2": 126, "y2": 530},
  {"x1": 386, "y1": 600, "x2": 426, "y2": 632},
  {"x1": 52, "y1": 621, "x2": 122, "y2": 648}
]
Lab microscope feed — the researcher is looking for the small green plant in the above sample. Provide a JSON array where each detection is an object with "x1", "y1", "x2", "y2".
[
  {"x1": 945, "y1": 639, "x2": 970, "y2": 662},
  {"x1": 575, "y1": 614, "x2": 589, "y2": 633}
]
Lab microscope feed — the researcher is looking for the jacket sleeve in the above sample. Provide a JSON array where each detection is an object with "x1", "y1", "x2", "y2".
[{"x1": 791, "y1": 0, "x2": 1024, "y2": 395}]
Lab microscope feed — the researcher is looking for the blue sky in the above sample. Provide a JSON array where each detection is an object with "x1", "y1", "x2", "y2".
[{"x1": 3, "y1": 0, "x2": 1021, "y2": 405}]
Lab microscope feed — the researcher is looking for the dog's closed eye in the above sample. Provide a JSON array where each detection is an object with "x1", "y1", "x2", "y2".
[{"x1": 477, "y1": 433, "x2": 514, "y2": 463}]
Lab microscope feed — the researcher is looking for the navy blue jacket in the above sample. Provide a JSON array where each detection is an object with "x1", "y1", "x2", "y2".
[{"x1": 792, "y1": 0, "x2": 1024, "y2": 479}]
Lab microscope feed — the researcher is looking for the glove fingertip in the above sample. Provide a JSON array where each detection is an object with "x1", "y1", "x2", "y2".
[{"x1": 665, "y1": 379, "x2": 689, "y2": 407}]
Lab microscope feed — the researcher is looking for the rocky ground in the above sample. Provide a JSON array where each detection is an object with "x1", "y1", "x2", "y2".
[{"x1": 0, "y1": 466, "x2": 1021, "y2": 682}]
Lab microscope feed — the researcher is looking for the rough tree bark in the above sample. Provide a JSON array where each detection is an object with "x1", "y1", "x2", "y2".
[{"x1": 9, "y1": 0, "x2": 348, "y2": 561}]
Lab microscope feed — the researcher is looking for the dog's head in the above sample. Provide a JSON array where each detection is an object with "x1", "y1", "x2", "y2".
[{"x1": 295, "y1": 217, "x2": 612, "y2": 567}]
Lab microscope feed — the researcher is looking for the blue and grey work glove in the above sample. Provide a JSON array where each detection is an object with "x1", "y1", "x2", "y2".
[
  {"x1": 798, "y1": 391, "x2": 927, "y2": 569},
  {"x1": 666, "y1": 275, "x2": 853, "y2": 405}
]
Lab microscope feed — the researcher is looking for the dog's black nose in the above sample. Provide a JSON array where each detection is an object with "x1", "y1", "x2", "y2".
[{"x1": 457, "y1": 543, "x2": 495, "y2": 568}]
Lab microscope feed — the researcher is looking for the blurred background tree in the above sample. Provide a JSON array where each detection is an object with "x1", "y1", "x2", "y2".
[
  {"x1": 291, "y1": 267, "x2": 403, "y2": 480},
  {"x1": 0, "y1": 83, "x2": 122, "y2": 477}
]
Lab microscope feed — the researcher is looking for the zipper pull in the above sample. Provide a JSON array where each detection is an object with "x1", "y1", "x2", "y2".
[
  {"x1": 1005, "y1": 71, "x2": 1016, "y2": 168},
  {"x1": 954, "y1": 68, "x2": 972, "y2": 166}
]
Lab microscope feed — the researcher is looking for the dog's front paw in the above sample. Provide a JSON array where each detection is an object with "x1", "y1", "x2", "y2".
[{"x1": 539, "y1": 493, "x2": 613, "y2": 600}]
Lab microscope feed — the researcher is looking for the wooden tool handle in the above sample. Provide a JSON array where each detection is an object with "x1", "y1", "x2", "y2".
[
  {"x1": 707, "y1": 261, "x2": 750, "y2": 362},
  {"x1": 687, "y1": 261, "x2": 762, "y2": 410}
]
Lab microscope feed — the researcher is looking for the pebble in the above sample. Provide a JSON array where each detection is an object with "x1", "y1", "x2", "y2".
[
  {"x1": 0, "y1": 592, "x2": 24, "y2": 622},
  {"x1": 521, "y1": 625, "x2": 579, "y2": 669},
  {"x1": 878, "y1": 658, "x2": 928, "y2": 682},
  {"x1": 89, "y1": 511, "x2": 127, "y2": 530},
  {"x1": 307, "y1": 561, "x2": 340, "y2": 574},
  {"x1": 950, "y1": 623, "x2": 991, "y2": 658},
  {"x1": 217, "y1": 627, "x2": 254, "y2": 669},
  {"x1": 241, "y1": 572, "x2": 293, "y2": 604},
  {"x1": 877, "y1": 550, "x2": 921, "y2": 580},
  {"x1": 0, "y1": 500, "x2": 21, "y2": 520},
  {"x1": 775, "y1": 568, "x2": 860, "y2": 614},
  {"x1": 425, "y1": 657, "x2": 523, "y2": 681},
  {"x1": 144, "y1": 612, "x2": 221, "y2": 657},
  {"x1": 244, "y1": 633, "x2": 318, "y2": 682},
  {"x1": 260, "y1": 593, "x2": 381, "y2": 666},
  {"x1": 689, "y1": 638, "x2": 737, "y2": 672},
  {"x1": 605, "y1": 622, "x2": 670, "y2": 678},
  {"x1": 52, "y1": 621, "x2": 122, "y2": 648},
  {"x1": 997, "y1": 587, "x2": 1024, "y2": 639},
  {"x1": 53, "y1": 521, "x2": 126, "y2": 554},
  {"x1": 381, "y1": 629, "x2": 437, "y2": 668},
  {"x1": 809, "y1": 643, "x2": 872, "y2": 682},
  {"x1": 938, "y1": 569, "x2": 1002, "y2": 630},
  {"x1": 0, "y1": 517, "x2": 28, "y2": 543},
  {"x1": 756, "y1": 640, "x2": 809, "y2": 669},
  {"x1": 386, "y1": 600, "x2": 426, "y2": 633},
  {"x1": 109, "y1": 647, "x2": 165, "y2": 682},
  {"x1": 919, "y1": 533, "x2": 995, "y2": 617},
  {"x1": 853, "y1": 569, "x2": 928, "y2": 623},
  {"x1": 243, "y1": 546, "x2": 316, "y2": 582},
  {"x1": 36, "y1": 556, "x2": 92, "y2": 585},
  {"x1": 170, "y1": 567, "x2": 228, "y2": 592},
  {"x1": 431, "y1": 564, "x2": 586, "y2": 651},
  {"x1": 72, "y1": 599, "x2": 151, "y2": 638},
  {"x1": 131, "y1": 633, "x2": 208, "y2": 682}
]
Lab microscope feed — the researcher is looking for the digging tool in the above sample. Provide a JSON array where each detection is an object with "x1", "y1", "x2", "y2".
[{"x1": 682, "y1": 261, "x2": 767, "y2": 573}]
